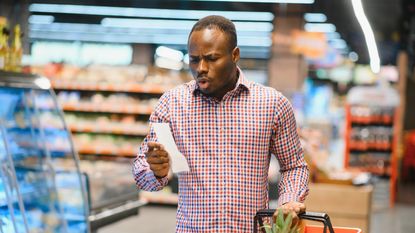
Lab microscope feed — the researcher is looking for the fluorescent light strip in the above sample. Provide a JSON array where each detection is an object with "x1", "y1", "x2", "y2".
[
  {"x1": 156, "y1": 46, "x2": 184, "y2": 61},
  {"x1": 190, "y1": 0, "x2": 314, "y2": 3},
  {"x1": 325, "y1": 32, "x2": 341, "y2": 40},
  {"x1": 30, "y1": 22, "x2": 271, "y2": 38},
  {"x1": 28, "y1": 15, "x2": 55, "y2": 24},
  {"x1": 304, "y1": 23, "x2": 336, "y2": 32},
  {"x1": 155, "y1": 57, "x2": 183, "y2": 70},
  {"x1": 351, "y1": 0, "x2": 380, "y2": 73},
  {"x1": 304, "y1": 13, "x2": 327, "y2": 22},
  {"x1": 29, "y1": 4, "x2": 274, "y2": 21},
  {"x1": 30, "y1": 20, "x2": 270, "y2": 37},
  {"x1": 329, "y1": 39, "x2": 347, "y2": 49},
  {"x1": 29, "y1": 24, "x2": 271, "y2": 47},
  {"x1": 101, "y1": 18, "x2": 273, "y2": 32}
]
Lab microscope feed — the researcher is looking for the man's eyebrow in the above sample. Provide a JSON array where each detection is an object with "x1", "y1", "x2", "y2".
[{"x1": 204, "y1": 53, "x2": 220, "y2": 57}]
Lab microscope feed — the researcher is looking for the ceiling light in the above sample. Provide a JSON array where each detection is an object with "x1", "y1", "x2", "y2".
[
  {"x1": 155, "y1": 57, "x2": 183, "y2": 70},
  {"x1": 101, "y1": 18, "x2": 273, "y2": 32},
  {"x1": 351, "y1": 0, "x2": 380, "y2": 73},
  {"x1": 304, "y1": 13, "x2": 327, "y2": 22},
  {"x1": 29, "y1": 23, "x2": 272, "y2": 47},
  {"x1": 304, "y1": 23, "x2": 336, "y2": 32},
  {"x1": 349, "y1": 51, "x2": 359, "y2": 62},
  {"x1": 34, "y1": 77, "x2": 51, "y2": 89},
  {"x1": 190, "y1": 0, "x2": 314, "y2": 3},
  {"x1": 329, "y1": 39, "x2": 347, "y2": 49},
  {"x1": 325, "y1": 32, "x2": 341, "y2": 40},
  {"x1": 29, "y1": 4, "x2": 274, "y2": 21},
  {"x1": 28, "y1": 15, "x2": 54, "y2": 24},
  {"x1": 156, "y1": 46, "x2": 184, "y2": 62},
  {"x1": 183, "y1": 54, "x2": 190, "y2": 64}
]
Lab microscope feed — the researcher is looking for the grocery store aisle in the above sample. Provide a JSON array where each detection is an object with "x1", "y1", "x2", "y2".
[
  {"x1": 98, "y1": 204, "x2": 415, "y2": 233},
  {"x1": 98, "y1": 184, "x2": 415, "y2": 233},
  {"x1": 98, "y1": 205, "x2": 177, "y2": 233}
]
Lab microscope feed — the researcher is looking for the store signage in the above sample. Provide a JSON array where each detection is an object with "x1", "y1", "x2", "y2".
[{"x1": 272, "y1": 30, "x2": 328, "y2": 59}]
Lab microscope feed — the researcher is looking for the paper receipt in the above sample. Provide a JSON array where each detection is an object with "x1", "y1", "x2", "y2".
[{"x1": 152, "y1": 123, "x2": 189, "y2": 173}]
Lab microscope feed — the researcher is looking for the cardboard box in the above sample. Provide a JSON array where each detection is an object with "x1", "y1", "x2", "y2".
[{"x1": 305, "y1": 183, "x2": 373, "y2": 233}]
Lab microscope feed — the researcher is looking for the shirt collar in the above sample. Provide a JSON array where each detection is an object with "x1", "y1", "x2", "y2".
[{"x1": 190, "y1": 66, "x2": 251, "y2": 96}]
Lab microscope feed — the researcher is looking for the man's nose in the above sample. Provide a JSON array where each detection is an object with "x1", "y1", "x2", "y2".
[{"x1": 197, "y1": 59, "x2": 208, "y2": 74}]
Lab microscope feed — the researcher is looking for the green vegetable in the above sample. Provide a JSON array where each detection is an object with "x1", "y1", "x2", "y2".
[{"x1": 261, "y1": 209, "x2": 300, "y2": 233}]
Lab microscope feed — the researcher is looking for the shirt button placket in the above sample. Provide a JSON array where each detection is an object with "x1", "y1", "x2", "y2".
[{"x1": 221, "y1": 101, "x2": 227, "y2": 221}]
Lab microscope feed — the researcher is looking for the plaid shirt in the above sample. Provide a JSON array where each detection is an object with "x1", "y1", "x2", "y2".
[{"x1": 133, "y1": 69, "x2": 309, "y2": 232}]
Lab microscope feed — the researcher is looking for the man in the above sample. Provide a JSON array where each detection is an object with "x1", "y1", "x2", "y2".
[{"x1": 133, "y1": 15, "x2": 309, "y2": 232}]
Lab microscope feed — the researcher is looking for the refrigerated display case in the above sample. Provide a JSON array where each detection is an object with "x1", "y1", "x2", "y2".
[
  {"x1": 0, "y1": 71, "x2": 89, "y2": 232},
  {"x1": 80, "y1": 159, "x2": 144, "y2": 232}
]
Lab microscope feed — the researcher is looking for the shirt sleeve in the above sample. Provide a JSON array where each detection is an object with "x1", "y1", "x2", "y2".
[
  {"x1": 132, "y1": 92, "x2": 171, "y2": 191},
  {"x1": 270, "y1": 94, "x2": 309, "y2": 206}
]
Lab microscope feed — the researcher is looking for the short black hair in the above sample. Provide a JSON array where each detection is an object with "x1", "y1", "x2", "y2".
[{"x1": 189, "y1": 15, "x2": 237, "y2": 50}]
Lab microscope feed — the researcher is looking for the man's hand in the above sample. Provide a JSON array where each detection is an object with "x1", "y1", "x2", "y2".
[
  {"x1": 273, "y1": 201, "x2": 306, "y2": 227},
  {"x1": 145, "y1": 142, "x2": 170, "y2": 178}
]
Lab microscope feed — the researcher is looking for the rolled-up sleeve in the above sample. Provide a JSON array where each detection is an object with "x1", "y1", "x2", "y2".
[
  {"x1": 270, "y1": 94, "x2": 309, "y2": 206},
  {"x1": 132, "y1": 92, "x2": 171, "y2": 191}
]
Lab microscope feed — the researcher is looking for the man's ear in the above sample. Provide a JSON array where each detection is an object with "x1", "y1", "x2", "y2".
[{"x1": 232, "y1": 47, "x2": 240, "y2": 64}]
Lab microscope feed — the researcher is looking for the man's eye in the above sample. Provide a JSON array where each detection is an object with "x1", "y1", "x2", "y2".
[
  {"x1": 208, "y1": 57, "x2": 218, "y2": 62},
  {"x1": 190, "y1": 58, "x2": 199, "y2": 63}
]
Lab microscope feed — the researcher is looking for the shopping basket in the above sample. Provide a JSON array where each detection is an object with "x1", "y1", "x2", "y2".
[{"x1": 254, "y1": 209, "x2": 362, "y2": 233}]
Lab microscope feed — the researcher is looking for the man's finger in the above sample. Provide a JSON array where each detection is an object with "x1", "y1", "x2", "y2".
[
  {"x1": 146, "y1": 149, "x2": 169, "y2": 158},
  {"x1": 147, "y1": 155, "x2": 170, "y2": 164},
  {"x1": 298, "y1": 203, "x2": 306, "y2": 213},
  {"x1": 148, "y1": 142, "x2": 164, "y2": 151},
  {"x1": 290, "y1": 211, "x2": 299, "y2": 226},
  {"x1": 149, "y1": 162, "x2": 170, "y2": 172}
]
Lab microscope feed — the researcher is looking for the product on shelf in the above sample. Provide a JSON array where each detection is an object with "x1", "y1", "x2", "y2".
[
  {"x1": 345, "y1": 104, "x2": 397, "y2": 176},
  {"x1": 344, "y1": 85, "x2": 399, "y2": 206},
  {"x1": 33, "y1": 64, "x2": 189, "y2": 159},
  {"x1": 31, "y1": 64, "x2": 192, "y2": 89},
  {"x1": 0, "y1": 17, "x2": 24, "y2": 72}
]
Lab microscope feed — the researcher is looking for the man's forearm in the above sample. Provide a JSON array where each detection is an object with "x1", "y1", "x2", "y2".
[{"x1": 277, "y1": 163, "x2": 309, "y2": 206}]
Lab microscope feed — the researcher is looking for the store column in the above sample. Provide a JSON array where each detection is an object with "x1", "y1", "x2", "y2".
[
  {"x1": 268, "y1": 15, "x2": 308, "y2": 93},
  {"x1": 132, "y1": 44, "x2": 153, "y2": 66}
]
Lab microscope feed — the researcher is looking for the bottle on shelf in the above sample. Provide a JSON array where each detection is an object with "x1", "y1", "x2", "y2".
[
  {"x1": 0, "y1": 17, "x2": 9, "y2": 70},
  {"x1": 10, "y1": 24, "x2": 23, "y2": 72}
]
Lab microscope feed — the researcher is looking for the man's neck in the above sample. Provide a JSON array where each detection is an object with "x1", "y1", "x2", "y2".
[{"x1": 215, "y1": 68, "x2": 239, "y2": 101}]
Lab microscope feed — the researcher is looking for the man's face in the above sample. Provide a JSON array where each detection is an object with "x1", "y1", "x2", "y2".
[{"x1": 188, "y1": 28, "x2": 240, "y2": 99}]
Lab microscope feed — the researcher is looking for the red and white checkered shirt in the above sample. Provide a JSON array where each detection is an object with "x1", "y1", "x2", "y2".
[{"x1": 133, "y1": 69, "x2": 309, "y2": 232}]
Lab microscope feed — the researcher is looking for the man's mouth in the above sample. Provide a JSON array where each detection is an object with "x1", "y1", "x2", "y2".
[{"x1": 197, "y1": 78, "x2": 209, "y2": 89}]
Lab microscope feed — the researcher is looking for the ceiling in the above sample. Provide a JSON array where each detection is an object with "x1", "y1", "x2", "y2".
[{"x1": 2, "y1": 0, "x2": 412, "y2": 65}]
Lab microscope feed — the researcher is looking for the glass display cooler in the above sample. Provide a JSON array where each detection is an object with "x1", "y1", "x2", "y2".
[
  {"x1": 0, "y1": 71, "x2": 89, "y2": 233},
  {"x1": 82, "y1": 159, "x2": 144, "y2": 232}
]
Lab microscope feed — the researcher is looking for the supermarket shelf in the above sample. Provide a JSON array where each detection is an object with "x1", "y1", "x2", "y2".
[
  {"x1": 61, "y1": 102, "x2": 153, "y2": 115},
  {"x1": 52, "y1": 80, "x2": 169, "y2": 94},
  {"x1": 349, "y1": 141, "x2": 391, "y2": 151},
  {"x1": 69, "y1": 123, "x2": 148, "y2": 136},
  {"x1": 77, "y1": 147, "x2": 136, "y2": 157},
  {"x1": 139, "y1": 191, "x2": 178, "y2": 205},
  {"x1": 350, "y1": 116, "x2": 393, "y2": 125},
  {"x1": 348, "y1": 166, "x2": 391, "y2": 177}
]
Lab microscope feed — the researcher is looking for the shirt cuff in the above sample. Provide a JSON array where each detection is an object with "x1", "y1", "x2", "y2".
[
  {"x1": 148, "y1": 171, "x2": 169, "y2": 187},
  {"x1": 277, "y1": 193, "x2": 300, "y2": 207}
]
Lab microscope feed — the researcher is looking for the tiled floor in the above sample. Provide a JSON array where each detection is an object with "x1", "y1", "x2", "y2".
[{"x1": 98, "y1": 183, "x2": 415, "y2": 233}]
